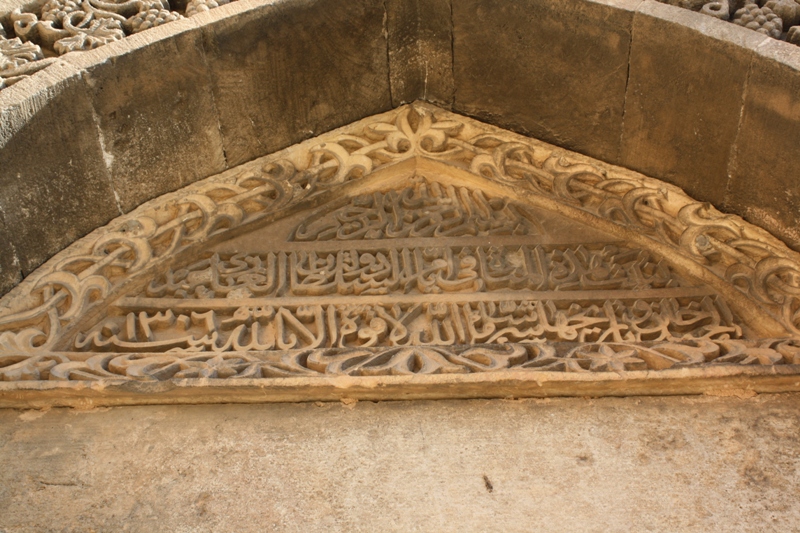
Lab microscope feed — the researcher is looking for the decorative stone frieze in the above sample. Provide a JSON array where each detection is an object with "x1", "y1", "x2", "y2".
[
  {"x1": 659, "y1": 0, "x2": 800, "y2": 42},
  {"x1": 1, "y1": 103, "x2": 799, "y2": 407},
  {"x1": 4, "y1": 338, "x2": 800, "y2": 383},
  {"x1": 0, "y1": 30, "x2": 52, "y2": 89},
  {"x1": 0, "y1": 0, "x2": 234, "y2": 89}
]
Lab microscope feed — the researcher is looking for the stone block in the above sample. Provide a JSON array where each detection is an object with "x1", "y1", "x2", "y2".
[
  {"x1": 0, "y1": 62, "x2": 120, "y2": 276},
  {"x1": 0, "y1": 211, "x2": 21, "y2": 297},
  {"x1": 63, "y1": 21, "x2": 227, "y2": 213},
  {"x1": 620, "y1": 1, "x2": 767, "y2": 205},
  {"x1": 387, "y1": 0, "x2": 454, "y2": 107},
  {"x1": 452, "y1": 0, "x2": 637, "y2": 163},
  {"x1": 200, "y1": 0, "x2": 392, "y2": 168},
  {"x1": 725, "y1": 40, "x2": 800, "y2": 251}
]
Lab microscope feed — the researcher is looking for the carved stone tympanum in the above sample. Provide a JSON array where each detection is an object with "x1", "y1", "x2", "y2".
[{"x1": 1, "y1": 103, "x2": 799, "y2": 407}]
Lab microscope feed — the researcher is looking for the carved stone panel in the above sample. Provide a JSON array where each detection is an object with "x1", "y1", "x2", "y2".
[{"x1": 1, "y1": 104, "x2": 799, "y2": 407}]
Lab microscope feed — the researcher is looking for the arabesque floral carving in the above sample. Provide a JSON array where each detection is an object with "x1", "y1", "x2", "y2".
[
  {"x1": 1, "y1": 104, "x2": 799, "y2": 405},
  {"x1": 2, "y1": 338, "x2": 799, "y2": 381}
]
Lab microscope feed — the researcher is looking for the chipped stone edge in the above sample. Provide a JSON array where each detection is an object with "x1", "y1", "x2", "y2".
[{"x1": 1, "y1": 364, "x2": 799, "y2": 408}]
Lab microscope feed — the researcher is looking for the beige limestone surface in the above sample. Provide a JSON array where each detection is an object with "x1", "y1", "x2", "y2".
[
  {"x1": 3, "y1": 104, "x2": 800, "y2": 408},
  {"x1": 2, "y1": 0, "x2": 800, "y2": 300},
  {"x1": 4, "y1": 105, "x2": 800, "y2": 407},
  {"x1": 1, "y1": 393, "x2": 799, "y2": 532}
]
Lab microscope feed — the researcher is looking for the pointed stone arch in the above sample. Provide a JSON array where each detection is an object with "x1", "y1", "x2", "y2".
[{"x1": 1, "y1": 103, "x2": 799, "y2": 407}]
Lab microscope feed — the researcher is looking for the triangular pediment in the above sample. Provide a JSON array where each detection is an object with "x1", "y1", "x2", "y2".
[{"x1": 1, "y1": 103, "x2": 799, "y2": 406}]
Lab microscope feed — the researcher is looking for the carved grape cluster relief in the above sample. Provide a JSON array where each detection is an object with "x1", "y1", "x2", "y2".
[
  {"x1": 659, "y1": 0, "x2": 800, "y2": 44},
  {"x1": 0, "y1": 104, "x2": 798, "y2": 404},
  {"x1": 0, "y1": 0, "x2": 235, "y2": 89}
]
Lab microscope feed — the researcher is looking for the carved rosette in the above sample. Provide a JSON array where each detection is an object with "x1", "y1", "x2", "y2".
[{"x1": 1, "y1": 104, "x2": 799, "y2": 405}]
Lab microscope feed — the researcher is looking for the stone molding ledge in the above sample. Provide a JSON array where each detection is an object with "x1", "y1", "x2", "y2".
[
  {"x1": 1, "y1": 340, "x2": 800, "y2": 408},
  {"x1": 3, "y1": 361, "x2": 800, "y2": 409}
]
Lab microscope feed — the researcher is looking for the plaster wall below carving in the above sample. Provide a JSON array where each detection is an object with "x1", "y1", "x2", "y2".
[{"x1": 2, "y1": 394, "x2": 799, "y2": 531}]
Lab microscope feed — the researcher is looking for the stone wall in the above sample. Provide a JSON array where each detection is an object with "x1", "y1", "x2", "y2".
[
  {"x1": 2, "y1": 3, "x2": 799, "y2": 530},
  {"x1": 0, "y1": 0, "x2": 799, "y2": 298},
  {"x1": 1, "y1": 393, "x2": 799, "y2": 531},
  {"x1": 450, "y1": 0, "x2": 800, "y2": 256}
]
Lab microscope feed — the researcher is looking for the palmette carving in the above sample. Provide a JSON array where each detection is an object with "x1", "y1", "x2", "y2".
[
  {"x1": 0, "y1": 35, "x2": 49, "y2": 88},
  {"x1": 12, "y1": 3, "x2": 129, "y2": 55},
  {"x1": 2, "y1": 339, "x2": 799, "y2": 382},
  {"x1": 0, "y1": 36, "x2": 43, "y2": 71},
  {"x1": 0, "y1": 105, "x2": 784, "y2": 346},
  {"x1": 0, "y1": 157, "x2": 304, "y2": 352},
  {"x1": 53, "y1": 16, "x2": 125, "y2": 54}
]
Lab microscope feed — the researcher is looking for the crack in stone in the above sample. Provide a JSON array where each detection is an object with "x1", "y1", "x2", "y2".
[
  {"x1": 617, "y1": 4, "x2": 640, "y2": 165},
  {"x1": 723, "y1": 46, "x2": 759, "y2": 212},
  {"x1": 383, "y1": 0, "x2": 394, "y2": 107},
  {"x1": 448, "y1": 0, "x2": 455, "y2": 108},
  {"x1": 197, "y1": 27, "x2": 229, "y2": 173},
  {"x1": 85, "y1": 79, "x2": 124, "y2": 216}
]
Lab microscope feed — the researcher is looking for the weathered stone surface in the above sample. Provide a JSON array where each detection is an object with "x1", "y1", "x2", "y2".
[
  {"x1": 0, "y1": 0, "x2": 798, "y2": 297},
  {"x1": 0, "y1": 62, "x2": 120, "y2": 276},
  {"x1": 4, "y1": 0, "x2": 800, "y2": 95},
  {"x1": 620, "y1": 1, "x2": 767, "y2": 206},
  {"x1": 452, "y1": 0, "x2": 637, "y2": 162},
  {"x1": 0, "y1": 210, "x2": 21, "y2": 296},
  {"x1": 200, "y1": 0, "x2": 392, "y2": 167},
  {"x1": 64, "y1": 22, "x2": 227, "y2": 213},
  {"x1": 3, "y1": 105, "x2": 800, "y2": 409},
  {"x1": 387, "y1": 0, "x2": 454, "y2": 107},
  {"x1": 726, "y1": 40, "x2": 800, "y2": 251},
  {"x1": 1, "y1": 394, "x2": 799, "y2": 531}
]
